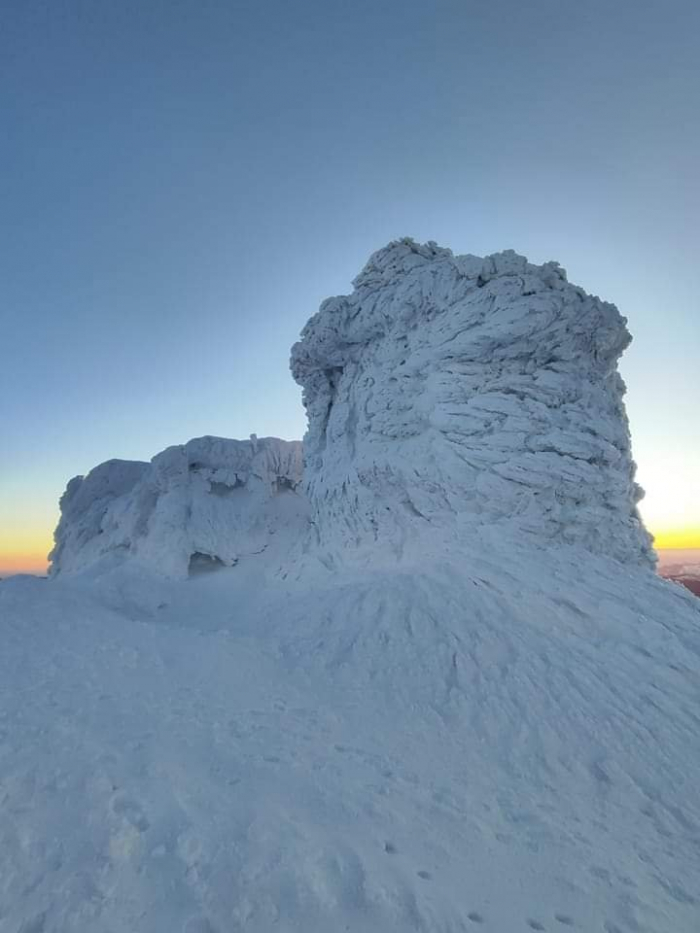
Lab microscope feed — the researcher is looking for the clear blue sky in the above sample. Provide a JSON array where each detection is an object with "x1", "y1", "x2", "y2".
[{"x1": 1, "y1": 0, "x2": 699, "y2": 570}]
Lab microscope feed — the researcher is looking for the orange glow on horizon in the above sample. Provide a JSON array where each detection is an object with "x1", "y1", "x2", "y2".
[
  {"x1": 0, "y1": 538, "x2": 52, "y2": 577},
  {"x1": 652, "y1": 528, "x2": 700, "y2": 550},
  {"x1": 0, "y1": 554, "x2": 50, "y2": 576},
  {"x1": 1, "y1": 524, "x2": 699, "y2": 578}
]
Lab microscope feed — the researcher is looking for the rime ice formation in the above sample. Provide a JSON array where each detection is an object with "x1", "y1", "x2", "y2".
[
  {"x1": 49, "y1": 435, "x2": 306, "y2": 579},
  {"x1": 5, "y1": 240, "x2": 699, "y2": 933},
  {"x1": 51, "y1": 239, "x2": 653, "y2": 580},
  {"x1": 292, "y1": 238, "x2": 653, "y2": 565}
]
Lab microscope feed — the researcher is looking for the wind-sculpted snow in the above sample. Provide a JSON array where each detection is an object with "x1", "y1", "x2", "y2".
[
  {"x1": 292, "y1": 238, "x2": 653, "y2": 565},
  {"x1": 2, "y1": 538, "x2": 699, "y2": 933},
  {"x1": 5, "y1": 239, "x2": 699, "y2": 933},
  {"x1": 52, "y1": 239, "x2": 653, "y2": 580},
  {"x1": 49, "y1": 435, "x2": 307, "y2": 579}
]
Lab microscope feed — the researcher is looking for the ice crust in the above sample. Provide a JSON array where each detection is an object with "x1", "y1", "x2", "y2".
[
  {"x1": 291, "y1": 238, "x2": 653, "y2": 565},
  {"x1": 49, "y1": 435, "x2": 306, "y2": 579}
]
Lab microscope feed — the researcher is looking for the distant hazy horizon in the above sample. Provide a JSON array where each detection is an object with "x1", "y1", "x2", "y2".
[{"x1": 656, "y1": 548, "x2": 700, "y2": 566}]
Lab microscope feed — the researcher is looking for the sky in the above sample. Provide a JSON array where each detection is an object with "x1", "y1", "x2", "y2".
[{"x1": 1, "y1": 0, "x2": 698, "y2": 575}]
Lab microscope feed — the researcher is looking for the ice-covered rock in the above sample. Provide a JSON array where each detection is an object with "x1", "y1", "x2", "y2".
[
  {"x1": 6, "y1": 239, "x2": 700, "y2": 933},
  {"x1": 50, "y1": 238, "x2": 655, "y2": 582},
  {"x1": 292, "y1": 238, "x2": 653, "y2": 565},
  {"x1": 49, "y1": 435, "x2": 307, "y2": 579}
]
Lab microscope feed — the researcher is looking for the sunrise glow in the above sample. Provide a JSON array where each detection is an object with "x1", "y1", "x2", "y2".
[
  {"x1": 651, "y1": 528, "x2": 700, "y2": 550},
  {"x1": 2, "y1": 524, "x2": 699, "y2": 578},
  {"x1": 0, "y1": 534, "x2": 52, "y2": 577}
]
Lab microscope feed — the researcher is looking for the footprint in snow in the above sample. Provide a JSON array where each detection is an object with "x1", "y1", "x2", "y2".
[
  {"x1": 111, "y1": 796, "x2": 150, "y2": 832},
  {"x1": 527, "y1": 922, "x2": 545, "y2": 931},
  {"x1": 417, "y1": 870, "x2": 432, "y2": 880},
  {"x1": 467, "y1": 911, "x2": 484, "y2": 924},
  {"x1": 554, "y1": 916, "x2": 574, "y2": 926}
]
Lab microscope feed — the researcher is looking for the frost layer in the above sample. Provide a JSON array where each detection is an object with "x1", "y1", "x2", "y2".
[
  {"x1": 49, "y1": 436, "x2": 306, "y2": 579},
  {"x1": 292, "y1": 238, "x2": 653, "y2": 565}
]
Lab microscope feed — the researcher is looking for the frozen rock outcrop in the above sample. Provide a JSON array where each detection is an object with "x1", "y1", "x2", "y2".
[
  {"x1": 50, "y1": 237, "x2": 654, "y2": 582},
  {"x1": 14, "y1": 240, "x2": 699, "y2": 933},
  {"x1": 292, "y1": 238, "x2": 653, "y2": 565},
  {"x1": 49, "y1": 436, "x2": 307, "y2": 579}
]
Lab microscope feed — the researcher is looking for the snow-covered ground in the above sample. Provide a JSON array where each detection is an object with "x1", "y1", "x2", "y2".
[
  {"x1": 2, "y1": 539, "x2": 699, "y2": 933},
  {"x1": 2, "y1": 240, "x2": 699, "y2": 932}
]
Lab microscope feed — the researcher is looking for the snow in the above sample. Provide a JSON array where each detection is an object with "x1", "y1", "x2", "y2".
[
  {"x1": 49, "y1": 435, "x2": 306, "y2": 581},
  {"x1": 2, "y1": 542, "x2": 699, "y2": 932},
  {"x1": 2, "y1": 239, "x2": 699, "y2": 932},
  {"x1": 291, "y1": 239, "x2": 653, "y2": 567}
]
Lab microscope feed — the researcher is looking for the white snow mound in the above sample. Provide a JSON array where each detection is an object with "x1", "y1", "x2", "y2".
[{"x1": 49, "y1": 435, "x2": 307, "y2": 579}]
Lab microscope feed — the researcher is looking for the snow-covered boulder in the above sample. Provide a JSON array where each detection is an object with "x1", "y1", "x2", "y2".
[
  {"x1": 292, "y1": 238, "x2": 653, "y2": 565},
  {"x1": 49, "y1": 435, "x2": 307, "y2": 579},
  {"x1": 50, "y1": 239, "x2": 654, "y2": 583}
]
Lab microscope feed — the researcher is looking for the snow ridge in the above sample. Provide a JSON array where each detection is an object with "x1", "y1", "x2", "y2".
[{"x1": 292, "y1": 238, "x2": 653, "y2": 565}]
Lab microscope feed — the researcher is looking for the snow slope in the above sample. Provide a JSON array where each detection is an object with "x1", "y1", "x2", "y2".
[
  {"x1": 2, "y1": 541, "x2": 699, "y2": 933},
  {"x1": 2, "y1": 239, "x2": 699, "y2": 933}
]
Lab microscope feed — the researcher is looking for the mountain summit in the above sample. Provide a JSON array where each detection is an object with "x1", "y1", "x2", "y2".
[
  {"x1": 2, "y1": 241, "x2": 698, "y2": 933},
  {"x1": 292, "y1": 238, "x2": 652, "y2": 565}
]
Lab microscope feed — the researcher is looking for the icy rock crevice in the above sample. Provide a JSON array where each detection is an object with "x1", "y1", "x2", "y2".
[
  {"x1": 291, "y1": 238, "x2": 653, "y2": 565},
  {"x1": 49, "y1": 436, "x2": 307, "y2": 579}
]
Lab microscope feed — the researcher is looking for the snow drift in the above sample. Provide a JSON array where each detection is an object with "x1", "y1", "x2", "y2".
[
  {"x1": 2, "y1": 239, "x2": 699, "y2": 933},
  {"x1": 49, "y1": 435, "x2": 306, "y2": 579}
]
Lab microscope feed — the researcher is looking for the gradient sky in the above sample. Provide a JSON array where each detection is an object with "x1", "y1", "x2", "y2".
[{"x1": 1, "y1": 0, "x2": 699, "y2": 574}]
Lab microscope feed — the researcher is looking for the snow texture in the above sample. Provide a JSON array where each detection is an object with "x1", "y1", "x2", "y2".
[
  {"x1": 292, "y1": 238, "x2": 653, "y2": 566},
  {"x1": 49, "y1": 435, "x2": 306, "y2": 580},
  {"x1": 2, "y1": 239, "x2": 699, "y2": 933},
  {"x1": 2, "y1": 541, "x2": 699, "y2": 933}
]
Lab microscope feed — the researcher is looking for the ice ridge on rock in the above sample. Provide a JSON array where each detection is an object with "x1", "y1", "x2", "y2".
[
  {"x1": 49, "y1": 435, "x2": 306, "y2": 579},
  {"x1": 291, "y1": 238, "x2": 653, "y2": 566},
  {"x1": 51, "y1": 238, "x2": 654, "y2": 580}
]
